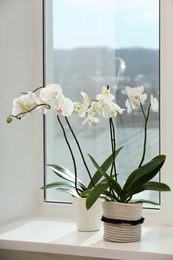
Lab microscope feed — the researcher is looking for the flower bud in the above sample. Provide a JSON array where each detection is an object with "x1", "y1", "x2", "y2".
[{"x1": 6, "y1": 116, "x2": 12, "y2": 124}]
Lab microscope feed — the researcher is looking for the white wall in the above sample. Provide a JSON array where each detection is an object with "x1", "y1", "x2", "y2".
[{"x1": 0, "y1": 0, "x2": 43, "y2": 225}]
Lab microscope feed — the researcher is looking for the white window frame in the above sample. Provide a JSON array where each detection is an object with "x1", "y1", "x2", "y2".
[{"x1": 38, "y1": 0, "x2": 173, "y2": 226}]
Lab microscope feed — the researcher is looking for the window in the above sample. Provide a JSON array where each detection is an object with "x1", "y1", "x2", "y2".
[{"x1": 43, "y1": 0, "x2": 160, "y2": 205}]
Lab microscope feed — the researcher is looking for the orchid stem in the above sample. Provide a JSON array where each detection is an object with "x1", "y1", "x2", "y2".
[
  {"x1": 138, "y1": 103, "x2": 151, "y2": 168},
  {"x1": 57, "y1": 116, "x2": 80, "y2": 196},
  {"x1": 10, "y1": 103, "x2": 50, "y2": 120},
  {"x1": 65, "y1": 117, "x2": 95, "y2": 188},
  {"x1": 109, "y1": 118, "x2": 117, "y2": 180},
  {"x1": 21, "y1": 86, "x2": 45, "y2": 95}
]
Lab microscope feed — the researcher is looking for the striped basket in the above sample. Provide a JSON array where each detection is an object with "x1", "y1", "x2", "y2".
[{"x1": 102, "y1": 201, "x2": 144, "y2": 243}]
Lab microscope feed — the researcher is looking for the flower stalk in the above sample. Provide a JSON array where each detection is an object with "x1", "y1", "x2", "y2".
[
  {"x1": 109, "y1": 118, "x2": 117, "y2": 180},
  {"x1": 57, "y1": 115, "x2": 80, "y2": 196},
  {"x1": 7, "y1": 103, "x2": 50, "y2": 121},
  {"x1": 65, "y1": 117, "x2": 95, "y2": 188},
  {"x1": 138, "y1": 103, "x2": 151, "y2": 168}
]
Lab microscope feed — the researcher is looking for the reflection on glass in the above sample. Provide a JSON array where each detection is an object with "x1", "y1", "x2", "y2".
[{"x1": 44, "y1": 0, "x2": 160, "y2": 204}]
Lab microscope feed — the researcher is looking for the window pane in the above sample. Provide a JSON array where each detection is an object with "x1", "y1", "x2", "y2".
[{"x1": 44, "y1": 0, "x2": 160, "y2": 205}]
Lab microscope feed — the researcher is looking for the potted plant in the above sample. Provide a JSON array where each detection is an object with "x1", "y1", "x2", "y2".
[
  {"x1": 7, "y1": 83, "x2": 120, "y2": 231},
  {"x1": 7, "y1": 81, "x2": 170, "y2": 238},
  {"x1": 81, "y1": 86, "x2": 171, "y2": 242}
]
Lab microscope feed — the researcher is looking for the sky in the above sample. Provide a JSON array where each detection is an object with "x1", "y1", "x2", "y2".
[{"x1": 52, "y1": 0, "x2": 159, "y2": 50}]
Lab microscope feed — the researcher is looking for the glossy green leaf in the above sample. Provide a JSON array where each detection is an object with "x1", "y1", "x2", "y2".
[
  {"x1": 88, "y1": 154, "x2": 123, "y2": 196},
  {"x1": 41, "y1": 181, "x2": 79, "y2": 197},
  {"x1": 130, "y1": 181, "x2": 170, "y2": 195},
  {"x1": 87, "y1": 147, "x2": 122, "y2": 189},
  {"x1": 124, "y1": 181, "x2": 170, "y2": 202},
  {"x1": 86, "y1": 180, "x2": 109, "y2": 209},
  {"x1": 131, "y1": 199, "x2": 159, "y2": 205},
  {"x1": 55, "y1": 187, "x2": 79, "y2": 197},
  {"x1": 48, "y1": 164, "x2": 86, "y2": 190},
  {"x1": 41, "y1": 181, "x2": 75, "y2": 189},
  {"x1": 123, "y1": 155, "x2": 166, "y2": 193},
  {"x1": 80, "y1": 189, "x2": 92, "y2": 198}
]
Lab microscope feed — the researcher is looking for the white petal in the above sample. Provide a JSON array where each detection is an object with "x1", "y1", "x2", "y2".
[
  {"x1": 82, "y1": 115, "x2": 99, "y2": 125},
  {"x1": 61, "y1": 98, "x2": 74, "y2": 116},
  {"x1": 12, "y1": 92, "x2": 37, "y2": 118},
  {"x1": 125, "y1": 99, "x2": 133, "y2": 113},
  {"x1": 150, "y1": 94, "x2": 159, "y2": 112},
  {"x1": 113, "y1": 103, "x2": 125, "y2": 114},
  {"x1": 39, "y1": 84, "x2": 62, "y2": 102}
]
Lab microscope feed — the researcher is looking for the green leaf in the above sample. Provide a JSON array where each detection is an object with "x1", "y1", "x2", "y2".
[
  {"x1": 56, "y1": 187, "x2": 79, "y2": 197},
  {"x1": 41, "y1": 181, "x2": 75, "y2": 189},
  {"x1": 80, "y1": 189, "x2": 92, "y2": 198},
  {"x1": 88, "y1": 154, "x2": 123, "y2": 197},
  {"x1": 41, "y1": 181, "x2": 79, "y2": 197},
  {"x1": 87, "y1": 147, "x2": 122, "y2": 189},
  {"x1": 130, "y1": 181, "x2": 170, "y2": 196},
  {"x1": 123, "y1": 155, "x2": 166, "y2": 193},
  {"x1": 131, "y1": 199, "x2": 159, "y2": 205},
  {"x1": 86, "y1": 180, "x2": 109, "y2": 209},
  {"x1": 143, "y1": 181, "x2": 171, "y2": 191},
  {"x1": 48, "y1": 164, "x2": 86, "y2": 190}
]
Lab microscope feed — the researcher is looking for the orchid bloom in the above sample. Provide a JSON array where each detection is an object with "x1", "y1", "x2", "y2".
[
  {"x1": 51, "y1": 96, "x2": 74, "y2": 117},
  {"x1": 74, "y1": 91, "x2": 90, "y2": 117},
  {"x1": 97, "y1": 99, "x2": 124, "y2": 118},
  {"x1": 88, "y1": 101, "x2": 101, "y2": 116},
  {"x1": 81, "y1": 91, "x2": 90, "y2": 107},
  {"x1": 124, "y1": 99, "x2": 136, "y2": 114},
  {"x1": 150, "y1": 94, "x2": 159, "y2": 112},
  {"x1": 12, "y1": 91, "x2": 38, "y2": 119},
  {"x1": 94, "y1": 86, "x2": 124, "y2": 119},
  {"x1": 74, "y1": 102, "x2": 87, "y2": 117},
  {"x1": 82, "y1": 115, "x2": 99, "y2": 125},
  {"x1": 39, "y1": 84, "x2": 74, "y2": 117},
  {"x1": 39, "y1": 84, "x2": 63, "y2": 103},
  {"x1": 77, "y1": 86, "x2": 124, "y2": 125},
  {"x1": 96, "y1": 86, "x2": 115, "y2": 102},
  {"x1": 122, "y1": 86, "x2": 147, "y2": 113}
]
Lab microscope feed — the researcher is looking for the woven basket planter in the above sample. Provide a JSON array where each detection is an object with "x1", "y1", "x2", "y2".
[{"x1": 102, "y1": 201, "x2": 144, "y2": 243}]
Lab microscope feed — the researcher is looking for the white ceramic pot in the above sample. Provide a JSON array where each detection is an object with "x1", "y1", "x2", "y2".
[
  {"x1": 72, "y1": 197, "x2": 102, "y2": 232},
  {"x1": 102, "y1": 201, "x2": 144, "y2": 243}
]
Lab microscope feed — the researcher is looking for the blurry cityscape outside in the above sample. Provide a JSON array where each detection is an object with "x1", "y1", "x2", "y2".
[{"x1": 45, "y1": 0, "x2": 160, "y2": 205}]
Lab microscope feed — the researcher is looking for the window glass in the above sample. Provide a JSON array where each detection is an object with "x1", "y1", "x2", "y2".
[{"x1": 44, "y1": 0, "x2": 160, "y2": 205}]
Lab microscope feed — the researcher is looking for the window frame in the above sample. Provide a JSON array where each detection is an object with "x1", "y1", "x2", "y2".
[{"x1": 39, "y1": 0, "x2": 173, "y2": 226}]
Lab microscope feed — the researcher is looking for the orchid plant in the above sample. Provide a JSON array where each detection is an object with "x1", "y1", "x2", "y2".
[{"x1": 7, "y1": 83, "x2": 170, "y2": 207}]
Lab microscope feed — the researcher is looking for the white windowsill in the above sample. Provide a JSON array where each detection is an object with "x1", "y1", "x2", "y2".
[{"x1": 0, "y1": 217, "x2": 173, "y2": 260}]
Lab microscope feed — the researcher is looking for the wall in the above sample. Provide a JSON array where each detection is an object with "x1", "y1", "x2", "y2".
[{"x1": 0, "y1": 0, "x2": 43, "y2": 225}]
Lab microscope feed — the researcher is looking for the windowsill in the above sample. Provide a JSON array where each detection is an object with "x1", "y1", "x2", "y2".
[{"x1": 0, "y1": 217, "x2": 173, "y2": 260}]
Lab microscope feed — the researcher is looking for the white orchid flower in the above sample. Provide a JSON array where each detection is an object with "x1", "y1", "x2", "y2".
[
  {"x1": 82, "y1": 115, "x2": 99, "y2": 125},
  {"x1": 12, "y1": 91, "x2": 38, "y2": 119},
  {"x1": 125, "y1": 99, "x2": 136, "y2": 114},
  {"x1": 89, "y1": 101, "x2": 102, "y2": 116},
  {"x1": 112, "y1": 102, "x2": 125, "y2": 115},
  {"x1": 81, "y1": 91, "x2": 90, "y2": 107},
  {"x1": 74, "y1": 91, "x2": 90, "y2": 117},
  {"x1": 52, "y1": 97, "x2": 74, "y2": 117},
  {"x1": 74, "y1": 102, "x2": 88, "y2": 117},
  {"x1": 96, "y1": 86, "x2": 115, "y2": 102},
  {"x1": 101, "y1": 102, "x2": 114, "y2": 118},
  {"x1": 122, "y1": 86, "x2": 147, "y2": 111},
  {"x1": 150, "y1": 94, "x2": 159, "y2": 112},
  {"x1": 100, "y1": 100, "x2": 124, "y2": 118},
  {"x1": 39, "y1": 84, "x2": 62, "y2": 103}
]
